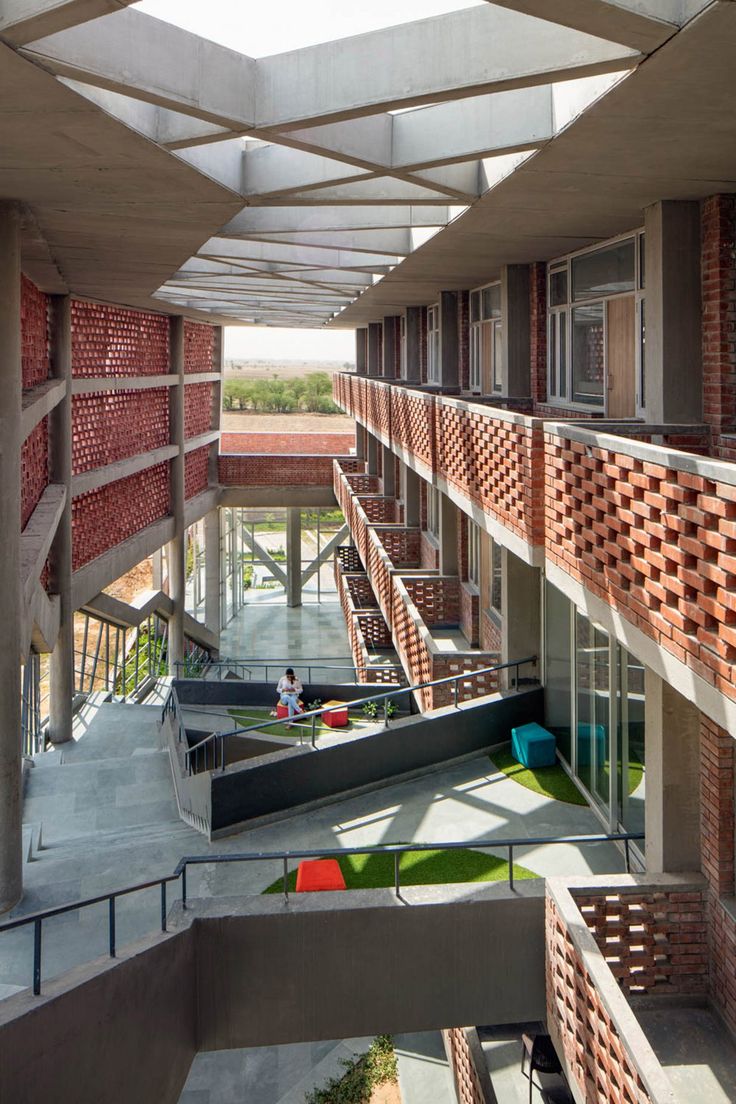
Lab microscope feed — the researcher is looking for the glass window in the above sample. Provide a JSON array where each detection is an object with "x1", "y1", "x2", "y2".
[
  {"x1": 427, "y1": 305, "x2": 440, "y2": 384},
  {"x1": 490, "y1": 540, "x2": 502, "y2": 615},
  {"x1": 467, "y1": 520, "x2": 480, "y2": 586},
  {"x1": 572, "y1": 239, "x2": 635, "y2": 301},
  {"x1": 638, "y1": 233, "x2": 646, "y2": 290},
  {"x1": 469, "y1": 325, "x2": 481, "y2": 392},
  {"x1": 638, "y1": 298, "x2": 646, "y2": 410},
  {"x1": 492, "y1": 320, "x2": 503, "y2": 393},
  {"x1": 427, "y1": 485, "x2": 440, "y2": 537},
  {"x1": 549, "y1": 267, "x2": 568, "y2": 307},
  {"x1": 470, "y1": 290, "x2": 481, "y2": 324},
  {"x1": 545, "y1": 583, "x2": 572, "y2": 765},
  {"x1": 572, "y1": 303, "x2": 605, "y2": 406},
  {"x1": 575, "y1": 613, "x2": 610, "y2": 809},
  {"x1": 616, "y1": 647, "x2": 646, "y2": 837},
  {"x1": 548, "y1": 311, "x2": 567, "y2": 401},
  {"x1": 482, "y1": 284, "x2": 501, "y2": 319}
]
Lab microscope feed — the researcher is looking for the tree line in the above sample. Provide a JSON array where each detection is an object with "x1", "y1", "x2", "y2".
[{"x1": 222, "y1": 372, "x2": 339, "y2": 414}]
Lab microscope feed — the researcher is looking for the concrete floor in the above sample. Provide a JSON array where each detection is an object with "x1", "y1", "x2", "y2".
[
  {"x1": 218, "y1": 600, "x2": 353, "y2": 676},
  {"x1": 395, "y1": 1032, "x2": 456, "y2": 1104},
  {"x1": 478, "y1": 1023, "x2": 572, "y2": 1103},
  {"x1": 636, "y1": 1005, "x2": 736, "y2": 1104}
]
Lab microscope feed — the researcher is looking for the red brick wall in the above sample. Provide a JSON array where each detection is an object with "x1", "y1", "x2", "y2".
[
  {"x1": 184, "y1": 382, "x2": 214, "y2": 438},
  {"x1": 443, "y1": 1029, "x2": 485, "y2": 1104},
  {"x1": 71, "y1": 389, "x2": 169, "y2": 474},
  {"x1": 458, "y1": 290, "x2": 470, "y2": 392},
  {"x1": 420, "y1": 531, "x2": 440, "y2": 570},
  {"x1": 221, "y1": 431, "x2": 355, "y2": 455},
  {"x1": 184, "y1": 446, "x2": 210, "y2": 500},
  {"x1": 21, "y1": 275, "x2": 49, "y2": 390},
  {"x1": 403, "y1": 576, "x2": 460, "y2": 626},
  {"x1": 480, "y1": 609, "x2": 502, "y2": 655},
  {"x1": 529, "y1": 261, "x2": 547, "y2": 404},
  {"x1": 460, "y1": 582, "x2": 479, "y2": 646},
  {"x1": 71, "y1": 301, "x2": 169, "y2": 377},
  {"x1": 701, "y1": 195, "x2": 736, "y2": 444},
  {"x1": 21, "y1": 418, "x2": 49, "y2": 529},
  {"x1": 183, "y1": 320, "x2": 215, "y2": 374},
  {"x1": 72, "y1": 462, "x2": 170, "y2": 570},
  {"x1": 220, "y1": 453, "x2": 361, "y2": 487}
]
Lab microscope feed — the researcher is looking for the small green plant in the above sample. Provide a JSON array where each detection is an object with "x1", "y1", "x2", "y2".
[
  {"x1": 362, "y1": 700, "x2": 396, "y2": 720},
  {"x1": 304, "y1": 1035, "x2": 397, "y2": 1104},
  {"x1": 306, "y1": 699, "x2": 322, "y2": 712}
]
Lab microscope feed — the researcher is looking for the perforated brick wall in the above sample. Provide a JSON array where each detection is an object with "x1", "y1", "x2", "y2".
[
  {"x1": 336, "y1": 545, "x2": 364, "y2": 574},
  {"x1": 71, "y1": 300, "x2": 169, "y2": 377},
  {"x1": 184, "y1": 446, "x2": 210, "y2": 500},
  {"x1": 21, "y1": 275, "x2": 49, "y2": 390},
  {"x1": 183, "y1": 320, "x2": 215, "y2": 374},
  {"x1": 221, "y1": 431, "x2": 355, "y2": 455},
  {"x1": 546, "y1": 895, "x2": 654, "y2": 1104},
  {"x1": 545, "y1": 431, "x2": 736, "y2": 702},
  {"x1": 443, "y1": 1029, "x2": 485, "y2": 1104},
  {"x1": 184, "y1": 381, "x2": 215, "y2": 439},
  {"x1": 21, "y1": 417, "x2": 49, "y2": 529},
  {"x1": 221, "y1": 453, "x2": 361, "y2": 487},
  {"x1": 72, "y1": 462, "x2": 170, "y2": 570},
  {"x1": 403, "y1": 575, "x2": 460, "y2": 626},
  {"x1": 373, "y1": 526, "x2": 420, "y2": 568},
  {"x1": 71, "y1": 389, "x2": 169, "y2": 474},
  {"x1": 359, "y1": 496, "x2": 399, "y2": 524}
]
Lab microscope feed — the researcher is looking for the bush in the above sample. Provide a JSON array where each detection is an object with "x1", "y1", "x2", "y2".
[
  {"x1": 222, "y1": 372, "x2": 338, "y2": 415},
  {"x1": 305, "y1": 1036, "x2": 397, "y2": 1104}
]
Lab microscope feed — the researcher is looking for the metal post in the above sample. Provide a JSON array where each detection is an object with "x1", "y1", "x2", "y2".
[
  {"x1": 508, "y1": 845, "x2": 514, "y2": 891},
  {"x1": 394, "y1": 852, "x2": 400, "y2": 897},
  {"x1": 109, "y1": 896, "x2": 116, "y2": 957},
  {"x1": 311, "y1": 715, "x2": 317, "y2": 748},
  {"x1": 181, "y1": 866, "x2": 187, "y2": 910},
  {"x1": 283, "y1": 857, "x2": 289, "y2": 903},
  {"x1": 624, "y1": 838, "x2": 631, "y2": 873},
  {"x1": 453, "y1": 678, "x2": 459, "y2": 708},
  {"x1": 161, "y1": 881, "x2": 167, "y2": 932},
  {"x1": 33, "y1": 919, "x2": 42, "y2": 995},
  {"x1": 383, "y1": 699, "x2": 389, "y2": 728},
  {"x1": 79, "y1": 612, "x2": 89, "y2": 693}
]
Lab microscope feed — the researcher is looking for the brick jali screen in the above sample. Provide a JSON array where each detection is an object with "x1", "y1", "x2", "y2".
[
  {"x1": 71, "y1": 301, "x2": 169, "y2": 377},
  {"x1": 71, "y1": 389, "x2": 169, "y2": 474}
]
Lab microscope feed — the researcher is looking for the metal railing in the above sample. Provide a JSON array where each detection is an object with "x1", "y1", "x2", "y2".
[
  {"x1": 0, "y1": 829, "x2": 643, "y2": 996},
  {"x1": 175, "y1": 658, "x2": 400, "y2": 683},
  {"x1": 169, "y1": 654, "x2": 538, "y2": 773}
]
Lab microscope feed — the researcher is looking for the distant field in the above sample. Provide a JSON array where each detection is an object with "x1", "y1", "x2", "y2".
[
  {"x1": 225, "y1": 359, "x2": 352, "y2": 380},
  {"x1": 221, "y1": 412, "x2": 355, "y2": 433}
]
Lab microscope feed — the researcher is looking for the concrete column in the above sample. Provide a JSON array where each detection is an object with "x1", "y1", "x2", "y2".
[
  {"x1": 382, "y1": 316, "x2": 399, "y2": 379},
  {"x1": 152, "y1": 549, "x2": 163, "y2": 590},
  {"x1": 644, "y1": 201, "x2": 702, "y2": 422},
  {"x1": 439, "y1": 291, "x2": 459, "y2": 390},
  {"x1": 367, "y1": 322, "x2": 382, "y2": 377},
  {"x1": 405, "y1": 307, "x2": 422, "y2": 383},
  {"x1": 438, "y1": 492, "x2": 458, "y2": 575},
  {"x1": 645, "y1": 670, "x2": 701, "y2": 873},
  {"x1": 501, "y1": 264, "x2": 531, "y2": 397},
  {"x1": 204, "y1": 509, "x2": 221, "y2": 638},
  {"x1": 167, "y1": 316, "x2": 186, "y2": 674},
  {"x1": 47, "y1": 295, "x2": 74, "y2": 746},
  {"x1": 0, "y1": 202, "x2": 23, "y2": 912},
  {"x1": 402, "y1": 463, "x2": 420, "y2": 527},
  {"x1": 286, "y1": 507, "x2": 302, "y2": 608},
  {"x1": 366, "y1": 432, "x2": 380, "y2": 477},
  {"x1": 355, "y1": 423, "x2": 367, "y2": 461},
  {"x1": 382, "y1": 444, "x2": 396, "y2": 497},
  {"x1": 501, "y1": 549, "x2": 541, "y2": 684},
  {"x1": 355, "y1": 328, "x2": 368, "y2": 376}
]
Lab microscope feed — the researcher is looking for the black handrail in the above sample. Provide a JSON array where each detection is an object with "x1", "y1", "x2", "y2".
[
  {"x1": 0, "y1": 830, "x2": 643, "y2": 995},
  {"x1": 176, "y1": 653, "x2": 539, "y2": 770}
]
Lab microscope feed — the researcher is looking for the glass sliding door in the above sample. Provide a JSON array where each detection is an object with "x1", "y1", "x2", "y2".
[
  {"x1": 544, "y1": 582, "x2": 572, "y2": 765},
  {"x1": 575, "y1": 612, "x2": 611, "y2": 814},
  {"x1": 616, "y1": 647, "x2": 646, "y2": 838}
]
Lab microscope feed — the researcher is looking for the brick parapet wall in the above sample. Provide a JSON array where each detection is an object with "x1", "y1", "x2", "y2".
[
  {"x1": 359, "y1": 495, "x2": 400, "y2": 524},
  {"x1": 220, "y1": 431, "x2": 355, "y2": 455},
  {"x1": 21, "y1": 417, "x2": 49, "y2": 530},
  {"x1": 184, "y1": 382, "x2": 215, "y2": 439},
  {"x1": 222, "y1": 453, "x2": 361, "y2": 487},
  {"x1": 546, "y1": 893, "x2": 658, "y2": 1104},
  {"x1": 403, "y1": 575, "x2": 460, "y2": 627},
  {"x1": 443, "y1": 1029, "x2": 486, "y2": 1104},
  {"x1": 71, "y1": 300, "x2": 169, "y2": 377},
  {"x1": 184, "y1": 446, "x2": 210, "y2": 500},
  {"x1": 71, "y1": 389, "x2": 169, "y2": 474},
  {"x1": 71, "y1": 461, "x2": 170, "y2": 571},
  {"x1": 21, "y1": 275, "x2": 50, "y2": 390},
  {"x1": 701, "y1": 195, "x2": 736, "y2": 443}
]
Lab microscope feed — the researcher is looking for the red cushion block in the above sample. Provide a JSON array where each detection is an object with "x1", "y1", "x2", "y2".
[
  {"x1": 295, "y1": 859, "x2": 347, "y2": 892},
  {"x1": 276, "y1": 704, "x2": 290, "y2": 719},
  {"x1": 322, "y1": 700, "x2": 349, "y2": 728}
]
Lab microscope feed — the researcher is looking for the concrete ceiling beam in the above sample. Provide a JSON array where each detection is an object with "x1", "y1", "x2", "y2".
[
  {"x1": 218, "y1": 206, "x2": 450, "y2": 234},
  {"x1": 193, "y1": 236, "x2": 394, "y2": 271},
  {"x1": 0, "y1": 0, "x2": 134, "y2": 46},
  {"x1": 227, "y1": 229, "x2": 412, "y2": 256}
]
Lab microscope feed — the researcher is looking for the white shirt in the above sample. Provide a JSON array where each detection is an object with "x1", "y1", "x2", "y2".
[{"x1": 277, "y1": 676, "x2": 303, "y2": 695}]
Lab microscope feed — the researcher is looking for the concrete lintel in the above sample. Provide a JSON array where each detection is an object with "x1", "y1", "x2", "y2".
[
  {"x1": 25, "y1": 580, "x2": 60, "y2": 655},
  {"x1": 71, "y1": 445, "x2": 178, "y2": 498},
  {"x1": 0, "y1": 0, "x2": 135, "y2": 46},
  {"x1": 20, "y1": 483, "x2": 66, "y2": 600},
  {"x1": 183, "y1": 488, "x2": 219, "y2": 529},
  {"x1": 70, "y1": 374, "x2": 179, "y2": 394},
  {"x1": 182, "y1": 373, "x2": 222, "y2": 386},
  {"x1": 219, "y1": 487, "x2": 337, "y2": 509},
  {"x1": 184, "y1": 431, "x2": 219, "y2": 456},
  {"x1": 21, "y1": 377, "x2": 65, "y2": 441}
]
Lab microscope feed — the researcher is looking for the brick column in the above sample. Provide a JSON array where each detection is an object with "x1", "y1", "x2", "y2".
[
  {"x1": 48, "y1": 295, "x2": 74, "y2": 745},
  {"x1": 700, "y1": 714, "x2": 735, "y2": 895},
  {"x1": 167, "y1": 316, "x2": 185, "y2": 673},
  {"x1": 701, "y1": 195, "x2": 736, "y2": 444},
  {"x1": 0, "y1": 202, "x2": 23, "y2": 912}
]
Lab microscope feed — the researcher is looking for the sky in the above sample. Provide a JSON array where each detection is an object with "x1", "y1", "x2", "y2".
[{"x1": 134, "y1": 0, "x2": 483, "y2": 361}]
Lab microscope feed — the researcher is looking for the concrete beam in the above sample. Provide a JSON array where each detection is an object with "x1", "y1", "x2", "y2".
[
  {"x1": 255, "y1": 6, "x2": 639, "y2": 129},
  {"x1": 487, "y1": 0, "x2": 686, "y2": 53},
  {"x1": 0, "y1": 0, "x2": 135, "y2": 46},
  {"x1": 226, "y1": 228, "x2": 413, "y2": 256},
  {"x1": 218, "y1": 207, "x2": 450, "y2": 235}
]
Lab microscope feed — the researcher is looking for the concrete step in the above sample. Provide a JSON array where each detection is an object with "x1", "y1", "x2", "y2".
[{"x1": 21, "y1": 822, "x2": 43, "y2": 863}]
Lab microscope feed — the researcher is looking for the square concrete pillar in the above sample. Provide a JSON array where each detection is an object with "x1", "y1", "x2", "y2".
[
  {"x1": 366, "y1": 432, "x2": 380, "y2": 476},
  {"x1": 645, "y1": 670, "x2": 701, "y2": 873},
  {"x1": 439, "y1": 291, "x2": 459, "y2": 390},
  {"x1": 355, "y1": 423, "x2": 367, "y2": 460},
  {"x1": 367, "y1": 322, "x2": 382, "y2": 377},
  {"x1": 382, "y1": 444, "x2": 396, "y2": 496},
  {"x1": 382, "y1": 316, "x2": 400, "y2": 379},
  {"x1": 286, "y1": 507, "x2": 302, "y2": 608},
  {"x1": 438, "y1": 492, "x2": 458, "y2": 575},
  {"x1": 644, "y1": 201, "x2": 702, "y2": 422},
  {"x1": 405, "y1": 307, "x2": 422, "y2": 383},
  {"x1": 204, "y1": 509, "x2": 221, "y2": 639},
  {"x1": 402, "y1": 463, "x2": 420, "y2": 527},
  {"x1": 501, "y1": 549, "x2": 540, "y2": 685},
  {"x1": 501, "y1": 264, "x2": 531, "y2": 398},
  {"x1": 355, "y1": 327, "x2": 368, "y2": 376}
]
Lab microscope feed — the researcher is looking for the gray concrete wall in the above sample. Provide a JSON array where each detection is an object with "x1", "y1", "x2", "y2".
[
  {"x1": 209, "y1": 689, "x2": 543, "y2": 833},
  {"x1": 0, "y1": 886, "x2": 546, "y2": 1102},
  {"x1": 173, "y1": 679, "x2": 394, "y2": 710}
]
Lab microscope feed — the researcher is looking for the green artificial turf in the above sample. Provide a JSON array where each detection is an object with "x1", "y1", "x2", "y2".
[
  {"x1": 228, "y1": 705, "x2": 376, "y2": 740},
  {"x1": 264, "y1": 847, "x2": 536, "y2": 894},
  {"x1": 490, "y1": 744, "x2": 588, "y2": 805}
]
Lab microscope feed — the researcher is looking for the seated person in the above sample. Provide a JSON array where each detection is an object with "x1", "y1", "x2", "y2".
[{"x1": 274, "y1": 668, "x2": 304, "y2": 727}]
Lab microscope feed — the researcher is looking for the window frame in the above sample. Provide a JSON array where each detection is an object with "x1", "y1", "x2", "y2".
[
  {"x1": 467, "y1": 519, "x2": 481, "y2": 587},
  {"x1": 469, "y1": 281, "x2": 502, "y2": 396},
  {"x1": 427, "y1": 304, "x2": 440, "y2": 385}
]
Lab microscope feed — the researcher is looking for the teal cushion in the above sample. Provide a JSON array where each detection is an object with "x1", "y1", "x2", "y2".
[{"x1": 511, "y1": 722, "x2": 557, "y2": 768}]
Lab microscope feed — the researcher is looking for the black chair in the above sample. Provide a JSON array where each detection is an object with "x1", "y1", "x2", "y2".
[{"x1": 520, "y1": 1034, "x2": 563, "y2": 1103}]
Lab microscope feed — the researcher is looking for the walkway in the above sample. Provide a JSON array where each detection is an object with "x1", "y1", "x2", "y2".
[
  {"x1": 395, "y1": 1032, "x2": 456, "y2": 1104},
  {"x1": 219, "y1": 600, "x2": 352, "y2": 666},
  {"x1": 636, "y1": 1005, "x2": 736, "y2": 1104}
]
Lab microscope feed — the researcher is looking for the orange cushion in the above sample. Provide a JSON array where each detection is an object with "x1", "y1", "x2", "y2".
[{"x1": 295, "y1": 858, "x2": 346, "y2": 892}]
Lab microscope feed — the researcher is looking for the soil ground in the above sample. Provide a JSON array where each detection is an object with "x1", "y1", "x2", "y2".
[
  {"x1": 221, "y1": 411, "x2": 355, "y2": 433},
  {"x1": 370, "y1": 1081, "x2": 401, "y2": 1104}
]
